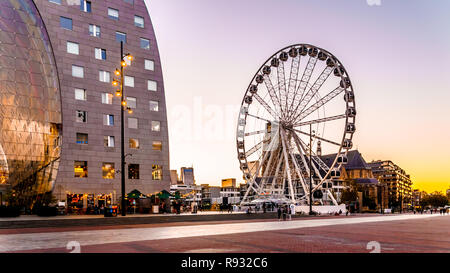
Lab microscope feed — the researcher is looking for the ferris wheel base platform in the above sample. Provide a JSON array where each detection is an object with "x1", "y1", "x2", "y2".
[{"x1": 295, "y1": 204, "x2": 347, "y2": 215}]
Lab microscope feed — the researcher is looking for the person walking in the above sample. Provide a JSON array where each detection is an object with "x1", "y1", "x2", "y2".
[
  {"x1": 282, "y1": 206, "x2": 287, "y2": 221},
  {"x1": 277, "y1": 206, "x2": 282, "y2": 221}
]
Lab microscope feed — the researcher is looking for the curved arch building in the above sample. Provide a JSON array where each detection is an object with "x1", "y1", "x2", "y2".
[{"x1": 0, "y1": 0, "x2": 170, "y2": 209}]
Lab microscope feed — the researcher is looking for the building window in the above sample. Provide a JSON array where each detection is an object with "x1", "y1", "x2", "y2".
[
  {"x1": 148, "y1": 80, "x2": 157, "y2": 91},
  {"x1": 128, "y1": 117, "x2": 138, "y2": 129},
  {"x1": 76, "y1": 133, "x2": 88, "y2": 144},
  {"x1": 102, "y1": 93, "x2": 113, "y2": 104},
  {"x1": 81, "y1": 0, "x2": 92, "y2": 12},
  {"x1": 128, "y1": 164, "x2": 139, "y2": 179},
  {"x1": 102, "y1": 163, "x2": 115, "y2": 179},
  {"x1": 99, "y1": 71, "x2": 110, "y2": 82},
  {"x1": 129, "y1": 138, "x2": 139, "y2": 149},
  {"x1": 126, "y1": 97, "x2": 136, "y2": 108},
  {"x1": 124, "y1": 76, "x2": 134, "y2": 87},
  {"x1": 89, "y1": 24, "x2": 101, "y2": 37},
  {"x1": 72, "y1": 65, "x2": 84, "y2": 78},
  {"x1": 116, "y1": 31, "x2": 127, "y2": 43},
  {"x1": 49, "y1": 0, "x2": 61, "y2": 4},
  {"x1": 149, "y1": 100, "x2": 159, "y2": 112},
  {"x1": 108, "y1": 8, "x2": 119, "y2": 20},
  {"x1": 75, "y1": 88, "x2": 86, "y2": 101},
  {"x1": 67, "y1": 41, "x2": 79, "y2": 55},
  {"x1": 76, "y1": 110, "x2": 87, "y2": 123},
  {"x1": 104, "y1": 136, "x2": 115, "y2": 147},
  {"x1": 74, "y1": 161, "x2": 87, "y2": 178},
  {"x1": 124, "y1": 0, "x2": 134, "y2": 4},
  {"x1": 152, "y1": 141, "x2": 162, "y2": 151},
  {"x1": 152, "y1": 165, "x2": 162, "y2": 180},
  {"x1": 103, "y1": 114, "x2": 114, "y2": 126},
  {"x1": 145, "y1": 59, "x2": 154, "y2": 71},
  {"x1": 151, "y1": 121, "x2": 160, "y2": 132},
  {"x1": 95, "y1": 48, "x2": 106, "y2": 60},
  {"x1": 60, "y1": 17, "x2": 72, "y2": 30},
  {"x1": 134, "y1": 16, "x2": 144, "y2": 28},
  {"x1": 140, "y1": 38, "x2": 150, "y2": 50}
]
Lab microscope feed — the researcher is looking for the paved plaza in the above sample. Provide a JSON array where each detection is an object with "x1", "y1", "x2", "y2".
[{"x1": 0, "y1": 213, "x2": 448, "y2": 253}]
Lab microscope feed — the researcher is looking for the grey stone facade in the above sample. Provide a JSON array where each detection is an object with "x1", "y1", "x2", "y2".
[{"x1": 33, "y1": 0, "x2": 170, "y2": 203}]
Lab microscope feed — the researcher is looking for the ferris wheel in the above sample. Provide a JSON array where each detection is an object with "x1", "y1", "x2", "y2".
[{"x1": 237, "y1": 44, "x2": 356, "y2": 205}]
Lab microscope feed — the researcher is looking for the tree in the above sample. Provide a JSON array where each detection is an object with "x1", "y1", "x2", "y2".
[{"x1": 422, "y1": 192, "x2": 448, "y2": 208}]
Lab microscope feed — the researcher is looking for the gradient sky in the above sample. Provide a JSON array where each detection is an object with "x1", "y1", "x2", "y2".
[{"x1": 144, "y1": 0, "x2": 450, "y2": 193}]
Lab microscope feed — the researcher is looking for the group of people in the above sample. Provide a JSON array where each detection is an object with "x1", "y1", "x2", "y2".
[{"x1": 277, "y1": 205, "x2": 294, "y2": 221}]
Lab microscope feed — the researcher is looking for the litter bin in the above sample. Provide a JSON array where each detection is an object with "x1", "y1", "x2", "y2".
[{"x1": 104, "y1": 206, "x2": 118, "y2": 217}]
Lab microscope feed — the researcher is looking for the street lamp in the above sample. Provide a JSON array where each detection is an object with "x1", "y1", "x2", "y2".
[{"x1": 112, "y1": 41, "x2": 133, "y2": 216}]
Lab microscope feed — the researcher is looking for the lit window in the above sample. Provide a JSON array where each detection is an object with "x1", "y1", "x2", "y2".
[
  {"x1": 116, "y1": 31, "x2": 127, "y2": 43},
  {"x1": 102, "y1": 163, "x2": 115, "y2": 179},
  {"x1": 89, "y1": 24, "x2": 101, "y2": 37},
  {"x1": 60, "y1": 17, "x2": 72, "y2": 30},
  {"x1": 104, "y1": 136, "x2": 115, "y2": 147},
  {"x1": 76, "y1": 133, "x2": 88, "y2": 144},
  {"x1": 128, "y1": 117, "x2": 138, "y2": 129},
  {"x1": 152, "y1": 141, "x2": 162, "y2": 151},
  {"x1": 126, "y1": 97, "x2": 136, "y2": 108},
  {"x1": 76, "y1": 110, "x2": 87, "y2": 123},
  {"x1": 81, "y1": 0, "x2": 92, "y2": 12},
  {"x1": 128, "y1": 164, "x2": 139, "y2": 179},
  {"x1": 74, "y1": 161, "x2": 87, "y2": 178},
  {"x1": 95, "y1": 48, "x2": 106, "y2": 60},
  {"x1": 134, "y1": 16, "x2": 144, "y2": 28},
  {"x1": 103, "y1": 114, "x2": 114, "y2": 126},
  {"x1": 152, "y1": 165, "x2": 162, "y2": 180},
  {"x1": 72, "y1": 65, "x2": 84, "y2": 78},
  {"x1": 108, "y1": 8, "x2": 119, "y2": 20},
  {"x1": 75, "y1": 88, "x2": 86, "y2": 101},
  {"x1": 102, "y1": 93, "x2": 113, "y2": 104},
  {"x1": 140, "y1": 38, "x2": 150, "y2": 50},
  {"x1": 151, "y1": 121, "x2": 160, "y2": 132},
  {"x1": 99, "y1": 71, "x2": 110, "y2": 82},
  {"x1": 149, "y1": 100, "x2": 159, "y2": 112},
  {"x1": 67, "y1": 41, "x2": 79, "y2": 55},
  {"x1": 124, "y1": 76, "x2": 134, "y2": 87},
  {"x1": 148, "y1": 80, "x2": 157, "y2": 91},
  {"x1": 145, "y1": 59, "x2": 154, "y2": 71},
  {"x1": 129, "y1": 138, "x2": 139, "y2": 149}
]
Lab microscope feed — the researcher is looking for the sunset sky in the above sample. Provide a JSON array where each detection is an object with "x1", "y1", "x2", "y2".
[{"x1": 145, "y1": 0, "x2": 450, "y2": 193}]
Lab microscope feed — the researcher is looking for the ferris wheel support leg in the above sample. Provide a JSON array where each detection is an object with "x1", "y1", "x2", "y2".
[
  {"x1": 280, "y1": 129, "x2": 296, "y2": 203},
  {"x1": 327, "y1": 189, "x2": 338, "y2": 206}
]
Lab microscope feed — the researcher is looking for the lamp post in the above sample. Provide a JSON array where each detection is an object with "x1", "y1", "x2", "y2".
[
  {"x1": 309, "y1": 123, "x2": 313, "y2": 215},
  {"x1": 112, "y1": 41, "x2": 133, "y2": 216}
]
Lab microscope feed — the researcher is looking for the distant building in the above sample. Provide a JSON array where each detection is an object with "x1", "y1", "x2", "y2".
[
  {"x1": 321, "y1": 150, "x2": 387, "y2": 211},
  {"x1": 200, "y1": 184, "x2": 220, "y2": 205},
  {"x1": 412, "y1": 189, "x2": 427, "y2": 209},
  {"x1": 221, "y1": 178, "x2": 236, "y2": 188},
  {"x1": 169, "y1": 184, "x2": 202, "y2": 204},
  {"x1": 170, "y1": 170, "x2": 179, "y2": 185},
  {"x1": 180, "y1": 167, "x2": 195, "y2": 185},
  {"x1": 368, "y1": 160, "x2": 413, "y2": 211}
]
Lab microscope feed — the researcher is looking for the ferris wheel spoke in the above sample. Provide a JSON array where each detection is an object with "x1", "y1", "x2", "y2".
[
  {"x1": 293, "y1": 86, "x2": 345, "y2": 123},
  {"x1": 280, "y1": 129, "x2": 297, "y2": 202},
  {"x1": 245, "y1": 139, "x2": 264, "y2": 158},
  {"x1": 292, "y1": 114, "x2": 346, "y2": 127},
  {"x1": 289, "y1": 66, "x2": 334, "y2": 122},
  {"x1": 244, "y1": 129, "x2": 266, "y2": 137},
  {"x1": 287, "y1": 56, "x2": 317, "y2": 120},
  {"x1": 263, "y1": 75, "x2": 283, "y2": 116},
  {"x1": 286, "y1": 55, "x2": 301, "y2": 116},
  {"x1": 252, "y1": 93, "x2": 279, "y2": 120},
  {"x1": 277, "y1": 61, "x2": 288, "y2": 119},
  {"x1": 293, "y1": 133, "x2": 324, "y2": 184},
  {"x1": 292, "y1": 128, "x2": 341, "y2": 146},
  {"x1": 246, "y1": 113, "x2": 272, "y2": 124}
]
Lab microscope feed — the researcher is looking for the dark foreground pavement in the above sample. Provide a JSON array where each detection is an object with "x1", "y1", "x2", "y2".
[{"x1": 2, "y1": 214, "x2": 449, "y2": 253}]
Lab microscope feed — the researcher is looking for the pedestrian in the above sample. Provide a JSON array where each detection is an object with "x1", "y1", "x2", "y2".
[
  {"x1": 277, "y1": 206, "x2": 282, "y2": 221},
  {"x1": 282, "y1": 206, "x2": 287, "y2": 221}
]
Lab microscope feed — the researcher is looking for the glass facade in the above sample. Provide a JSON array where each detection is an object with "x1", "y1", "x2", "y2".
[{"x1": 0, "y1": 0, "x2": 62, "y2": 206}]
